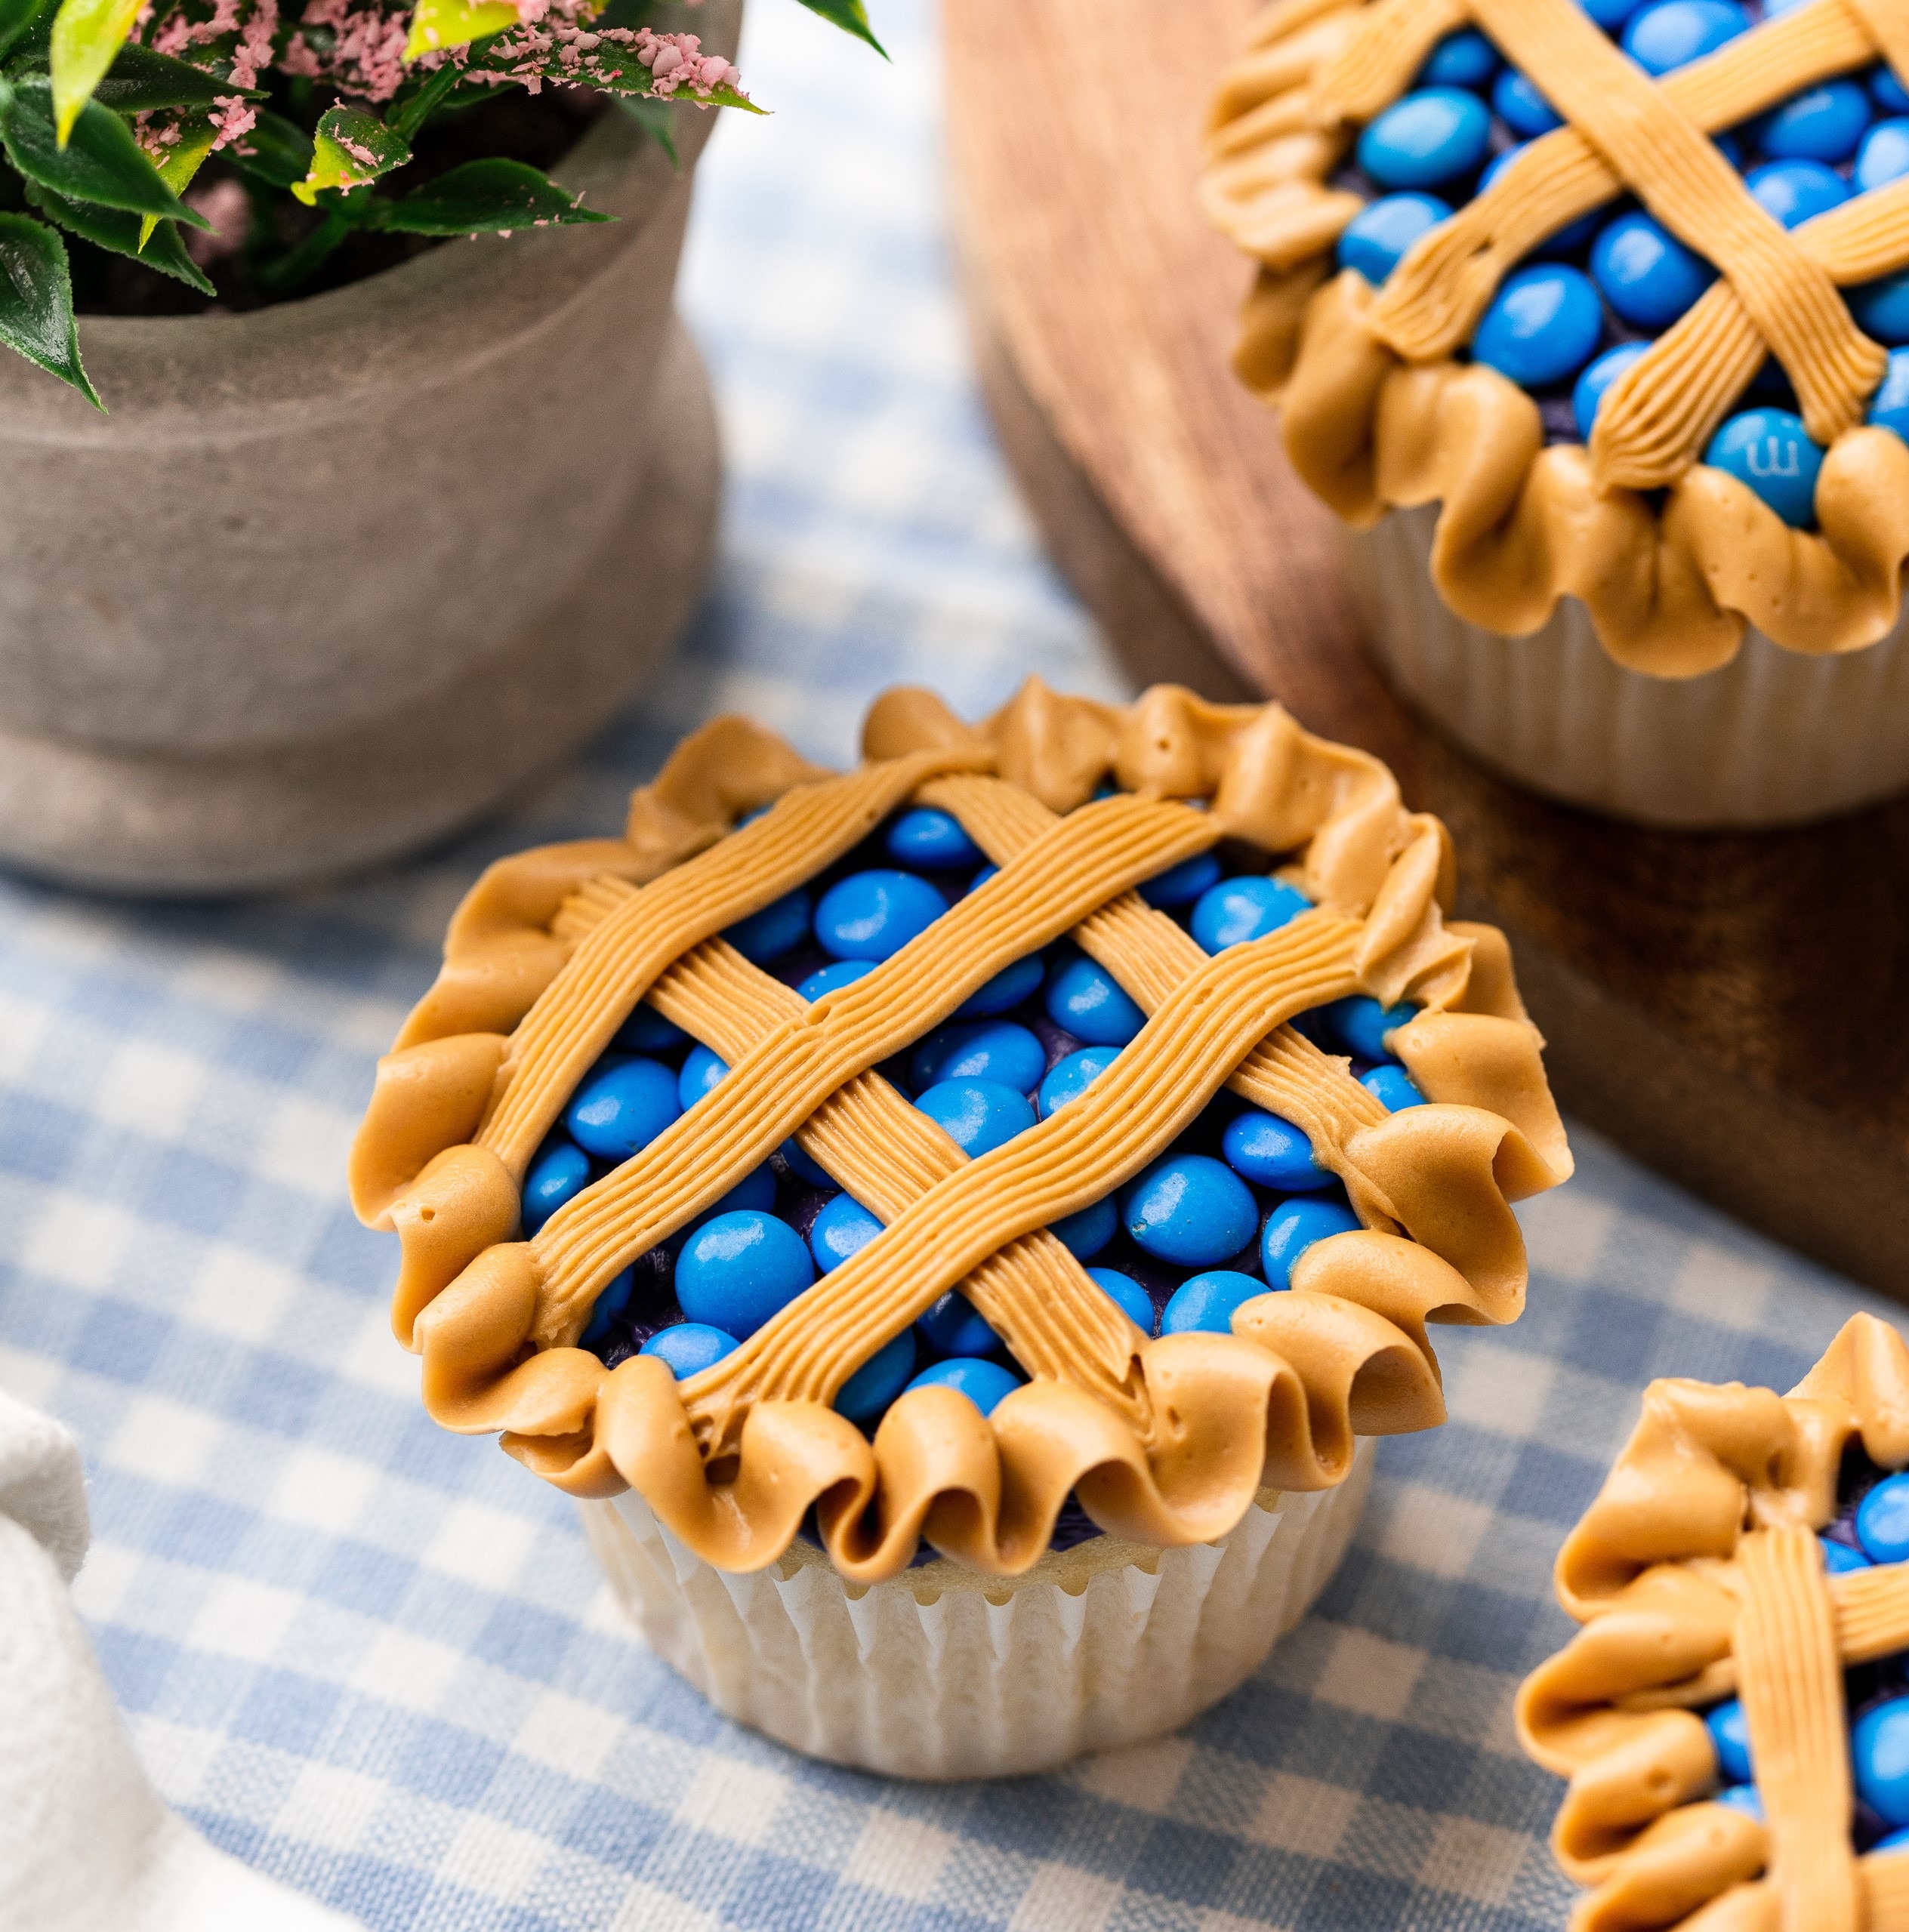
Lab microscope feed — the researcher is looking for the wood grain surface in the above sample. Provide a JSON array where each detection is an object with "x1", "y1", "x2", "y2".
[{"x1": 943, "y1": 0, "x2": 1909, "y2": 1295}]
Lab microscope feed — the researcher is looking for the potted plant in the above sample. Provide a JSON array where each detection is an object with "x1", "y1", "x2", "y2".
[{"x1": 0, "y1": 0, "x2": 878, "y2": 894}]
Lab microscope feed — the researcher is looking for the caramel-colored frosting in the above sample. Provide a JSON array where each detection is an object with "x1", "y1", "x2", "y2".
[
  {"x1": 1518, "y1": 1314, "x2": 1909, "y2": 1930},
  {"x1": 1201, "y1": 0, "x2": 1909, "y2": 676},
  {"x1": 350, "y1": 680, "x2": 1570, "y2": 1581}
]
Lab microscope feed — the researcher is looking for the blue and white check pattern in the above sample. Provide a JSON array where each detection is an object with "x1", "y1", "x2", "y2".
[{"x1": 0, "y1": 5, "x2": 1901, "y2": 1927}]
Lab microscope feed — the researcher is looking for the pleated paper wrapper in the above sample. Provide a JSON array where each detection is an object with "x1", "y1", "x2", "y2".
[
  {"x1": 581, "y1": 1438, "x2": 1372, "y2": 1779},
  {"x1": 1343, "y1": 504, "x2": 1909, "y2": 829}
]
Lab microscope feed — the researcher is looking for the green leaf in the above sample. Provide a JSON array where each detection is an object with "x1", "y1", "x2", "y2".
[
  {"x1": 401, "y1": 0, "x2": 516, "y2": 60},
  {"x1": 48, "y1": 0, "x2": 143, "y2": 143},
  {"x1": 791, "y1": 0, "x2": 884, "y2": 56},
  {"x1": 137, "y1": 112, "x2": 215, "y2": 249},
  {"x1": 292, "y1": 103, "x2": 409, "y2": 205},
  {"x1": 0, "y1": 75, "x2": 211, "y2": 223},
  {"x1": 230, "y1": 105, "x2": 311, "y2": 188},
  {"x1": 0, "y1": 211, "x2": 98, "y2": 404},
  {"x1": 94, "y1": 42, "x2": 264, "y2": 112},
  {"x1": 617, "y1": 92, "x2": 677, "y2": 168},
  {"x1": 369, "y1": 157, "x2": 611, "y2": 234},
  {"x1": 30, "y1": 181, "x2": 213, "y2": 293},
  {"x1": 0, "y1": 0, "x2": 51, "y2": 64},
  {"x1": 387, "y1": 46, "x2": 477, "y2": 143}
]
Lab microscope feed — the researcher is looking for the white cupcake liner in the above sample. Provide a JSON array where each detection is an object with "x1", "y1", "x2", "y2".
[
  {"x1": 1342, "y1": 504, "x2": 1909, "y2": 828},
  {"x1": 580, "y1": 1438, "x2": 1372, "y2": 1779}
]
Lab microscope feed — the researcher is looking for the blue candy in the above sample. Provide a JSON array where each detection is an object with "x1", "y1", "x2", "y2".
[
  {"x1": 911, "y1": 1019, "x2": 1047, "y2": 1095},
  {"x1": 1877, "y1": 1825, "x2": 1909, "y2": 1853},
  {"x1": 674, "y1": 1209, "x2": 815, "y2": 1339},
  {"x1": 917, "y1": 1287, "x2": 998, "y2": 1357},
  {"x1": 1480, "y1": 145, "x2": 1600, "y2": 254},
  {"x1": 1222, "y1": 1108, "x2": 1332, "y2": 1191},
  {"x1": 678, "y1": 1043, "x2": 728, "y2": 1112},
  {"x1": 1121, "y1": 1153, "x2": 1259, "y2": 1267},
  {"x1": 1622, "y1": 0, "x2": 1748, "y2": 75},
  {"x1": 835, "y1": 1330, "x2": 915, "y2": 1426},
  {"x1": 1139, "y1": 849, "x2": 1225, "y2": 909},
  {"x1": 1494, "y1": 69, "x2": 1562, "y2": 137},
  {"x1": 1713, "y1": 1784, "x2": 1765, "y2": 1821},
  {"x1": 1160, "y1": 1270, "x2": 1269, "y2": 1336},
  {"x1": 1706, "y1": 1699, "x2": 1753, "y2": 1784},
  {"x1": 1356, "y1": 87, "x2": 1492, "y2": 191},
  {"x1": 968, "y1": 863, "x2": 999, "y2": 894},
  {"x1": 567, "y1": 1057, "x2": 682, "y2": 1161},
  {"x1": 523, "y1": 1137, "x2": 591, "y2": 1234},
  {"x1": 1362, "y1": 1064, "x2": 1428, "y2": 1111},
  {"x1": 1869, "y1": 346, "x2": 1909, "y2": 440},
  {"x1": 1822, "y1": 1536, "x2": 1874, "y2": 1574},
  {"x1": 1088, "y1": 1266, "x2": 1158, "y2": 1336},
  {"x1": 1591, "y1": 212, "x2": 1716, "y2": 329},
  {"x1": 578, "y1": 1265, "x2": 636, "y2": 1350},
  {"x1": 640, "y1": 1320, "x2": 739, "y2": 1379},
  {"x1": 1050, "y1": 1196, "x2": 1116, "y2": 1260},
  {"x1": 797, "y1": 958, "x2": 876, "y2": 1002},
  {"x1": 1044, "y1": 956, "x2": 1147, "y2": 1046},
  {"x1": 953, "y1": 952, "x2": 1046, "y2": 1018},
  {"x1": 1192, "y1": 876, "x2": 1312, "y2": 953},
  {"x1": 695, "y1": 1166, "x2": 776, "y2": 1225},
  {"x1": 1747, "y1": 158, "x2": 1849, "y2": 229},
  {"x1": 1574, "y1": 341, "x2": 1654, "y2": 440},
  {"x1": 1858, "y1": 1471, "x2": 1909, "y2": 1561},
  {"x1": 914, "y1": 1077, "x2": 1038, "y2": 1158},
  {"x1": 1420, "y1": 27, "x2": 1498, "y2": 88},
  {"x1": 1703, "y1": 408, "x2": 1823, "y2": 526},
  {"x1": 1473, "y1": 264, "x2": 1604, "y2": 389},
  {"x1": 813, "y1": 869, "x2": 948, "y2": 961},
  {"x1": 1851, "y1": 272, "x2": 1909, "y2": 346},
  {"x1": 779, "y1": 1140, "x2": 831, "y2": 1187},
  {"x1": 1877, "y1": 66, "x2": 1909, "y2": 114},
  {"x1": 884, "y1": 806, "x2": 983, "y2": 870},
  {"x1": 1854, "y1": 1696, "x2": 1909, "y2": 1826},
  {"x1": 1262, "y1": 1197, "x2": 1363, "y2": 1289},
  {"x1": 1038, "y1": 1046, "x2": 1121, "y2": 1118},
  {"x1": 903, "y1": 1357, "x2": 1025, "y2": 1418},
  {"x1": 809, "y1": 1192, "x2": 883, "y2": 1273},
  {"x1": 725, "y1": 887, "x2": 811, "y2": 965},
  {"x1": 1757, "y1": 79, "x2": 1871, "y2": 162},
  {"x1": 1340, "y1": 193, "x2": 1451, "y2": 285},
  {"x1": 1325, "y1": 994, "x2": 1418, "y2": 1060},
  {"x1": 1579, "y1": 0, "x2": 1646, "y2": 27},
  {"x1": 1856, "y1": 117, "x2": 1909, "y2": 192},
  {"x1": 615, "y1": 1004, "x2": 686, "y2": 1054}
]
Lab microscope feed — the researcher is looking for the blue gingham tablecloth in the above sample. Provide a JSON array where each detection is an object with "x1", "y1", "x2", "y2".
[{"x1": 1, "y1": 6, "x2": 1901, "y2": 1927}]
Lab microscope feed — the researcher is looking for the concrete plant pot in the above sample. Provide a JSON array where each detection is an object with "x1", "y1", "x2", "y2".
[{"x1": 0, "y1": 0, "x2": 739, "y2": 896}]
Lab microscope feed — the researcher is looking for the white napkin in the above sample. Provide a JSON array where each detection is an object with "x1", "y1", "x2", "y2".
[{"x1": 0, "y1": 1387, "x2": 361, "y2": 1932}]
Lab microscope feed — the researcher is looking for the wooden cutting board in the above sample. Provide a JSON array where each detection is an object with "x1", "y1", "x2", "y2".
[{"x1": 943, "y1": 0, "x2": 1909, "y2": 1297}]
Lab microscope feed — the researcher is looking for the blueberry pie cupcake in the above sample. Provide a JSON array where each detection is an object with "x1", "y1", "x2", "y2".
[
  {"x1": 1204, "y1": 0, "x2": 1909, "y2": 826},
  {"x1": 350, "y1": 681, "x2": 1571, "y2": 1777},
  {"x1": 1520, "y1": 1314, "x2": 1909, "y2": 1928}
]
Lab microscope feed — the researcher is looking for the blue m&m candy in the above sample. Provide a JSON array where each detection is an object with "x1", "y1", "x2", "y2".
[
  {"x1": 1580, "y1": 0, "x2": 1646, "y2": 27},
  {"x1": 1494, "y1": 69, "x2": 1562, "y2": 137},
  {"x1": 567, "y1": 1057, "x2": 681, "y2": 1160},
  {"x1": 1362, "y1": 1064, "x2": 1427, "y2": 1111},
  {"x1": 835, "y1": 1330, "x2": 915, "y2": 1426},
  {"x1": 696, "y1": 1165, "x2": 776, "y2": 1225},
  {"x1": 1325, "y1": 994, "x2": 1418, "y2": 1061},
  {"x1": 903, "y1": 1357, "x2": 1024, "y2": 1418},
  {"x1": 678, "y1": 1043, "x2": 728, "y2": 1111},
  {"x1": 640, "y1": 1321, "x2": 739, "y2": 1379},
  {"x1": 1574, "y1": 341, "x2": 1653, "y2": 439},
  {"x1": 1161, "y1": 1270, "x2": 1269, "y2": 1336},
  {"x1": 1857, "y1": 118, "x2": 1909, "y2": 192},
  {"x1": 1480, "y1": 145, "x2": 1600, "y2": 254},
  {"x1": 1592, "y1": 213, "x2": 1716, "y2": 329},
  {"x1": 1877, "y1": 1825, "x2": 1909, "y2": 1853},
  {"x1": 1356, "y1": 87, "x2": 1491, "y2": 191},
  {"x1": 1050, "y1": 1196, "x2": 1117, "y2": 1260},
  {"x1": 1854, "y1": 1697, "x2": 1909, "y2": 1826},
  {"x1": 1714, "y1": 1784, "x2": 1765, "y2": 1821},
  {"x1": 1747, "y1": 158, "x2": 1849, "y2": 228},
  {"x1": 1262, "y1": 1197, "x2": 1362, "y2": 1288},
  {"x1": 1339, "y1": 193, "x2": 1451, "y2": 285},
  {"x1": 1757, "y1": 80, "x2": 1871, "y2": 163},
  {"x1": 674, "y1": 1209, "x2": 815, "y2": 1338},
  {"x1": 1852, "y1": 273, "x2": 1909, "y2": 346},
  {"x1": 1869, "y1": 347, "x2": 1909, "y2": 440},
  {"x1": 884, "y1": 806, "x2": 982, "y2": 870},
  {"x1": 1474, "y1": 264, "x2": 1603, "y2": 389},
  {"x1": 1223, "y1": 1108, "x2": 1331, "y2": 1191},
  {"x1": 1420, "y1": 27, "x2": 1497, "y2": 88},
  {"x1": 915, "y1": 1077, "x2": 1038, "y2": 1157},
  {"x1": 1140, "y1": 849, "x2": 1224, "y2": 910},
  {"x1": 814, "y1": 869, "x2": 947, "y2": 960},
  {"x1": 911, "y1": 1019, "x2": 1046, "y2": 1095},
  {"x1": 809, "y1": 1191, "x2": 883, "y2": 1272},
  {"x1": 523, "y1": 1137, "x2": 591, "y2": 1234},
  {"x1": 578, "y1": 1264, "x2": 636, "y2": 1350},
  {"x1": 725, "y1": 887, "x2": 810, "y2": 965},
  {"x1": 1088, "y1": 1266, "x2": 1157, "y2": 1335},
  {"x1": 1044, "y1": 956, "x2": 1146, "y2": 1046},
  {"x1": 1858, "y1": 1472, "x2": 1909, "y2": 1561},
  {"x1": 917, "y1": 1287, "x2": 998, "y2": 1356},
  {"x1": 1704, "y1": 408, "x2": 1823, "y2": 526},
  {"x1": 1705, "y1": 1699, "x2": 1753, "y2": 1783},
  {"x1": 1192, "y1": 876, "x2": 1312, "y2": 953},
  {"x1": 615, "y1": 1004, "x2": 686, "y2": 1054},
  {"x1": 954, "y1": 952, "x2": 1045, "y2": 1018},
  {"x1": 1121, "y1": 1153, "x2": 1258, "y2": 1267},
  {"x1": 1038, "y1": 1046, "x2": 1120, "y2": 1117},
  {"x1": 1877, "y1": 66, "x2": 1909, "y2": 115},
  {"x1": 797, "y1": 958, "x2": 876, "y2": 1002},
  {"x1": 1622, "y1": 0, "x2": 1747, "y2": 75},
  {"x1": 1822, "y1": 1535, "x2": 1874, "y2": 1574}
]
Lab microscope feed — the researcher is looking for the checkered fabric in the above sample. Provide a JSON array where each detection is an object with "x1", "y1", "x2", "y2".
[{"x1": 0, "y1": 3, "x2": 1901, "y2": 1927}]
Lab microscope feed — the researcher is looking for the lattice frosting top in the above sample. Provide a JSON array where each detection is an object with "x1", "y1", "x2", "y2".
[
  {"x1": 1202, "y1": 0, "x2": 1909, "y2": 675},
  {"x1": 1519, "y1": 1314, "x2": 1909, "y2": 1931},
  {"x1": 350, "y1": 682, "x2": 1571, "y2": 1580}
]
